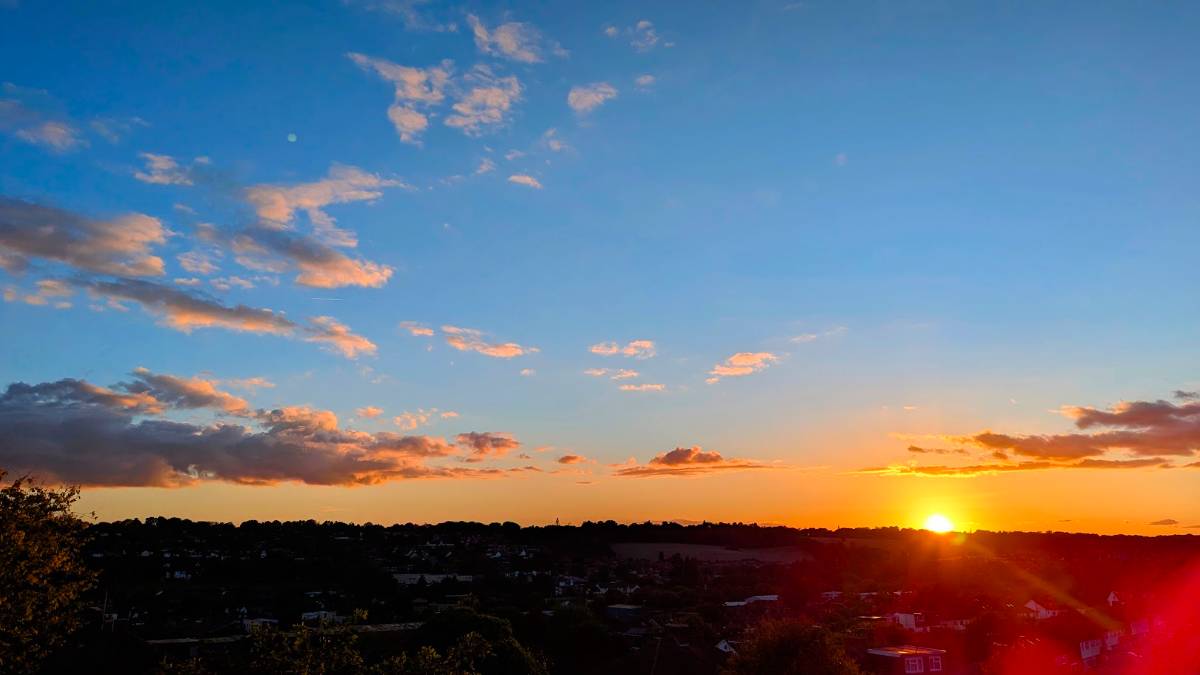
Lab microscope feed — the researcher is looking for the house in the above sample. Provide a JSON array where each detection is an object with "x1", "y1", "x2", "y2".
[
  {"x1": 1024, "y1": 599, "x2": 1064, "y2": 620},
  {"x1": 1106, "y1": 591, "x2": 1120, "y2": 607},
  {"x1": 887, "y1": 612, "x2": 926, "y2": 632},
  {"x1": 1079, "y1": 638, "x2": 1102, "y2": 661},
  {"x1": 605, "y1": 604, "x2": 642, "y2": 621},
  {"x1": 866, "y1": 645, "x2": 947, "y2": 674},
  {"x1": 715, "y1": 639, "x2": 737, "y2": 655},
  {"x1": 723, "y1": 594, "x2": 780, "y2": 608}
]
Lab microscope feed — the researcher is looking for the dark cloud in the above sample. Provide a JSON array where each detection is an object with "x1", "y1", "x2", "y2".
[
  {"x1": 1149, "y1": 519, "x2": 1179, "y2": 526},
  {"x1": 0, "y1": 374, "x2": 520, "y2": 487},
  {"x1": 913, "y1": 395, "x2": 1200, "y2": 463},
  {"x1": 79, "y1": 278, "x2": 376, "y2": 358},
  {"x1": 0, "y1": 198, "x2": 167, "y2": 276},
  {"x1": 614, "y1": 446, "x2": 771, "y2": 477},
  {"x1": 557, "y1": 454, "x2": 585, "y2": 464},
  {"x1": 455, "y1": 431, "x2": 520, "y2": 462},
  {"x1": 1174, "y1": 390, "x2": 1198, "y2": 401},
  {"x1": 907, "y1": 445, "x2": 969, "y2": 455}
]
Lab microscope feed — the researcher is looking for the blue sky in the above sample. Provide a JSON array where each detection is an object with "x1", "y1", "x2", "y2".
[{"x1": 1, "y1": 0, "x2": 1198, "y2": 531}]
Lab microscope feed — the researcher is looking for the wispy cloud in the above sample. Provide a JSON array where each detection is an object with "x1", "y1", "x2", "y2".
[
  {"x1": 399, "y1": 320, "x2": 435, "y2": 336},
  {"x1": 507, "y1": 174, "x2": 543, "y2": 189},
  {"x1": 603, "y1": 20, "x2": 669, "y2": 52},
  {"x1": 445, "y1": 65, "x2": 522, "y2": 136},
  {"x1": 619, "y1": 383, "x2": 665, "y2": 392},
  {"x1": 568, "y1": 82, "x2": 617, "y2": 114},
  {"x1": 706, "y1": 352, "x2": 779, "y2": 383},
  {"x1": 790, "y1": 326, "x2": 847, "y2": 343},
  {"x1": 466, "y1": 14, "x2": 564, "y2": 63},
  {"x1": 589, "y1": 339, "x2": 656, "y2": 359},
  {"x1": 442, "y1": 325, "x2": 538, "y2": 358},
  {"x1": 347, "y1": 52, "x2": 452, "y2": 144},
  {"x1": 133, "y1": 152, "x2": 202, "y2": 186},
  {"x1": 78, "y1": 277, "x2": 376, "y2": 359}
]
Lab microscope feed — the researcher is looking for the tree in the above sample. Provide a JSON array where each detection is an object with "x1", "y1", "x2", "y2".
[
  {"x1": 248, "y1": 621, "x2": 365, "y2": 675},
  {"x1": 722, "y1": 620, "x2": 862, "y2": 675},
  {"x1": 0, "y1": 471, "x2": 96, "y2": 674}
]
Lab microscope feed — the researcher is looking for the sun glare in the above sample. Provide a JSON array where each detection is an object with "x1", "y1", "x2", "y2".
[{"x1": 924, "y1": 513, "x2": 955, "y2": 533}]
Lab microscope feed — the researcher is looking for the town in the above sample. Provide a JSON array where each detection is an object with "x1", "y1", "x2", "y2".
[{"x1": 43, "y1": 519, "x2": 1200, "y2": 674}]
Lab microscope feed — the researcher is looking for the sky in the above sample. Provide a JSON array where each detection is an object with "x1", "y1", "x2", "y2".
[{"x1": 1, "y1": 0, "x2": 1197, "y2": 535}]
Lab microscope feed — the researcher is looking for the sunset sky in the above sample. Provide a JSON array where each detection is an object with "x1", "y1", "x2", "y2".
[{"x1": 1, "y1": 1, "x2": 1197, "y2": 535}]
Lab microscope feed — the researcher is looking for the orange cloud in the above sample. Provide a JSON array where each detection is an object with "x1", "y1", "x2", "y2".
[
  {"x1": 356, "y1": 406, "x2": 384, "y2": 418},
  {"x1": 507, "y1": 174, "x2": 543, "y2": 189},
  {"x1": 706, "y1": 351, "x2": 779, "y2": 383},
  {"x1": 0, "y1": 198, "x2": 167, "y2": 277},
  {"x1": 557, "y1": 454, "x2": 586, "y2": 464},
  {"x1": 399, "y1": 320, "x2": 435, "y2": 336},
  {"x1": 614, "y1": 446, "x2": 771, "y2": 477},
  {"x1": 80, "y1": 278, "x2": 375, "y2": 359},
  {"x1": 861, "y1": 457, "x2": 1172, "y2": 478},
  {"x1": 0, "y1": 372, "x2": 532, "y2": 487},
  {"x1": 442, "y1": 325, "x2": 537, "y2": 358},
  {"x1": 619, "y1": 383, "x2": 665, "y2": 392},
  {"x1": 589, "y1": 339, "x2": 656, "y2": 359},
  {"x1": 456, "y1": 431, "x2": 520, "y2": 462}
]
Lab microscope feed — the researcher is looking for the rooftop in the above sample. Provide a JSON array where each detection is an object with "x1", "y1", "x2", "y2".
[{"x1": 867, "y1": 645, "x2": 947, "y2": 658}]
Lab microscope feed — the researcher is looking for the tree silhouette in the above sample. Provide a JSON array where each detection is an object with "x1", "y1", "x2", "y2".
[
  {"x1": 722, "y1": 620, "x2": 862, "y2": 675},
  {"x1": 0, "y1": 471, "x2": 96, "y2": 674}
]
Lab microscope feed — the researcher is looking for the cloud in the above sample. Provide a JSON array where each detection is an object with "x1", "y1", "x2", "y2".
[
  {"x1": 394, "y1": 409, "x2": 441, "y2": 430},
  {"x1": 557, "y1": 454, "x2": 585, "y2": 464},
  {"x1": 907, "y1": 445, "x2": 969, "y2": 455},
  {"x1": 0, "y1": 83, "x2": 86, "y2": 152},
  {"x1": 614, "y1": 446, "x2": 771, "y2": 477},
  {"x1": 445, "y1": 65, "x2": 522, "y2": 136},
  {"x1": 305, "y1": 316, "x2": 378, "y2": 358},
  {"x1": 476, "y1": 157, "x2": 497, "y2": 174},
  {"x1": 442, "y1": 325, "x2": 537, "y2": 358},
  {"x1": 567, "y1": 82, "x2": 617, "y2": 114},
  {"x1": 519, "y1": 368, "x2": 535, "y2": 377},
  {"x1": 133, "y1": 152, "x2": 198, "y2": 186},
  {"x1": 584, "y1": 368, "x2": 640, "y2": 380},
  {"x1": 345, "y1": 0, "x2": 457, "y2": 32},
  {"x1": 456, "y1": 431, "x2": 520, "y2": 462},
  {"x1": 634, "y1": 74, "x2": 655, "y2": 90},
  {"x1": 861, "y1": 457, "x2": 1173, "y2": 478},
  {"x1": 0, "y1": 198, "x2": 168, "y2": 277},
  {"x1": 1150, "y1": 518, "x2": 1179, "y2": 526},
  {"x1": 790, "y1": 326, "x2": 847, "y2": 343},
  {"x1": 440, "y1": 411, "x2": 459, "y2": 419},
  {"x1": 216, "y1": 165, "x2": 405, "y2": 289},
  {"x1": 347, "y1": 52, "x2": 452, "y2": 143},
  {"x1": 541, "y1": 128, "x2": 569, "y2": 152},
  {"x1": 0, "y1": 373, "x2": 532, "y2": 487},
  {"x1": 589, "y1": 339, "x2": 656, "y2": 359},
  {"x1": 3, "y1": 279, "x2": 73, "y2": 308},
  {"x1": 620, "y1": 383, "x2": 665, "y2": 392},
  {"x1": 937, "y1": 396, "x2": 1200, "y2": 460},
  {"x1": 357, "y1": 406, "x2": 384, "y2": 418},
  {"x1": 604, "y1": 20, "x2": 666, "y2": 52},
  {"x1": 222, "y1": 377, "x2": 274, "y2": 391},
  {"x1": 507, "y1": 174, "x2": 542, "y2": 189},
  {"x1": 177, "y1": 250, "x2": 219, "y2": 275},
  {"x1": 120, "y1": 367, "x2": 250, "y2": 414},
  {"x1": 78, "y1": 278, "x2": 376, "y2": 359},
  {"x1": 706, "y1": 352, "x2": 779, "y2": 383},
  {"x1": 466, "y1": 14, "x2": 563, "y2": 63},
  {"x1": 399, "y1": 321, "x2": 435, "y2": 336}
]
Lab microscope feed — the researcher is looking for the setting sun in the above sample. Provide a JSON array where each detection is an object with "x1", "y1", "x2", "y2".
[{"x1": 923, "y1": 513, "x2": 955, "y2": 533}]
